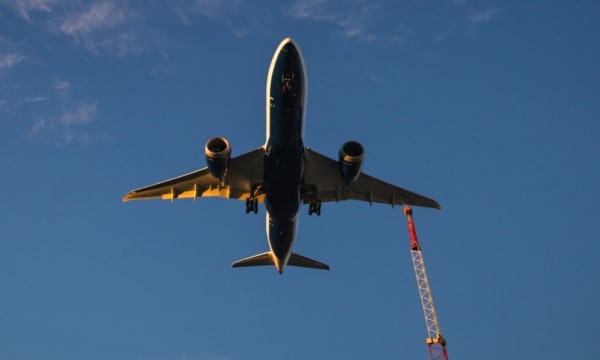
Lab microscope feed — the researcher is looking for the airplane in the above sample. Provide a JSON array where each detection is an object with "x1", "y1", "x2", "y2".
[{"x1": 123, "y1": 38, "x2": 440, "y2": 274}]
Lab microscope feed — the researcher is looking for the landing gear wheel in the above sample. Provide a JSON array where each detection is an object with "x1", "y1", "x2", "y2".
[
  {"x1": 308, "y1": 200, "x2": 321, "y2": 216},
  {"x1": 246, "y1": 197, "x2": 258, "y2": 214}
]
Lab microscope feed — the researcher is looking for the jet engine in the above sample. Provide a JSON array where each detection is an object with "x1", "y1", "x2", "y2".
[
  {"x1": 338, "y1": 140, "x2": 364, "y2": 183},
  {"x1": 205, "y1": 137, "x2": 231, "y2": 180}
]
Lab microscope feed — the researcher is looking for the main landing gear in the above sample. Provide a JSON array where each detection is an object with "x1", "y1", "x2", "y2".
[
  {"x1": 308, "y1": 200, "x2": 321, "y2": 216},
  {"x1": 245, "y1": 197, "x2": 258, "y2": 214}
]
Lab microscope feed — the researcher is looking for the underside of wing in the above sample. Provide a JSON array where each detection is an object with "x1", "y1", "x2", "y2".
[
  {"x1": 303, "y1": 148, "x2": 440, "y2": 209},
  {"x1": 123, "y1": 147, "x2": 265, "y2": 202}
]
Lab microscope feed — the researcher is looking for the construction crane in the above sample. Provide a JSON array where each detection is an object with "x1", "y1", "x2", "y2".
[{"x1": 403, "y1": 206, "x2": 449, "y2": 360}]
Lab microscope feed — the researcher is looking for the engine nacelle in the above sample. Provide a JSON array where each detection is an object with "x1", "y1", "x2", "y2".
[
  {"x1": 338, "y1": 141, "x2": 364, "y2": 183},
  {"x1": 205, "y1": 137, "x2": 231, "y2": 180}
]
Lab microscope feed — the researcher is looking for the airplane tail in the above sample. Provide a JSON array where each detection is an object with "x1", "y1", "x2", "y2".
[
  {"x1": 287, "y1": 253, "x2": 330, "y2": 270},
  {"x1": 231, "y1": 252, "x2": 274, "y2": 268},
  {"x1": 231, "y1": 252, "x2": 329, "y2": 271}
]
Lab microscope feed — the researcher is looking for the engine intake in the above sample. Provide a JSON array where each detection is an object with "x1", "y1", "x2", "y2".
[
  {"x1": 338, "y1": 141, "x2": 364, "y2": 183},
  {"x1": 205, "y1": 137, "x2": 231, "y2": 180}
]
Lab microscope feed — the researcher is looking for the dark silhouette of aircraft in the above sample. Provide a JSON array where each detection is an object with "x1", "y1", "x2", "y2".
[{"x1": 123, "y1": 38, "x2": 440, "y2": 273}]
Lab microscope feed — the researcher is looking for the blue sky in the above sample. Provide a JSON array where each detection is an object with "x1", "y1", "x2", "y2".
[{"x1": 1, "y1": 1, "x2": 599, "y2": 359}]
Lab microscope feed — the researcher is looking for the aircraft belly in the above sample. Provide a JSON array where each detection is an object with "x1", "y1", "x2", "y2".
[
  {"x1": 264, "y1": 40, "x2": 306, "y2": 222},
  {"x1": 266, "y1": 214, "x2": 297, "y2": 261},
  {"x1": 264, "y1": 149, "x2": 302, "y2": 217}
]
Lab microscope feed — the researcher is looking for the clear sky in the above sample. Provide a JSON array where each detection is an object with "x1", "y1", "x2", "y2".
[{"x1": 1, "y1": 1, "x2": 599, "y2": 359}]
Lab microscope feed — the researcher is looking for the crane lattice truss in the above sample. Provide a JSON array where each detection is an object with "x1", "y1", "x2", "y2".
[{"x1": 404, "y1": 206, "x2": 449, "y2": 360}]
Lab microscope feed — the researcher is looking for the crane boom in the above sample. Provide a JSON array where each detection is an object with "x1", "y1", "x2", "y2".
[{"x1": 403, "y1": 206, "x2": 449, "y2": 360}]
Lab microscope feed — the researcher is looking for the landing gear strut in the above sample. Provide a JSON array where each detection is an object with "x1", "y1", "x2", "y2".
[
  {"x1": 245, "y1": 197, "x2": 258, "y2": 214},
  {"x1": 308, "y1": 200, "x2": 321, "y2": 216}
]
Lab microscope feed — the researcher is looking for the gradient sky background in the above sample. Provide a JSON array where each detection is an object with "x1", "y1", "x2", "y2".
[{"x1": 1, "y1": 1, "x2": 599, "y2": 359}]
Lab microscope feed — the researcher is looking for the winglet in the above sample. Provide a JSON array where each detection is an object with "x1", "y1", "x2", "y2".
[{"x1": 122, "y1": 192, "x2": 135, "y2": 202}]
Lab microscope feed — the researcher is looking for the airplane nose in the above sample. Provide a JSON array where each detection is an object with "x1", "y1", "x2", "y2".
[
  {"x1": 281, "y1": 37, "x2": 295, "y2": 48},
  {"x1": 282, "y1": 41, "x2": 295, "y2": 51}
]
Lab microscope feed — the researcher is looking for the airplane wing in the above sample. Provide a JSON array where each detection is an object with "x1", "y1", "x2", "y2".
[
  {"x1": 123, "y1": 147, "x2": 265, "y2": 202},
  {"x1": 303, "y1": 148, "x2": 440, "y2": 209}
]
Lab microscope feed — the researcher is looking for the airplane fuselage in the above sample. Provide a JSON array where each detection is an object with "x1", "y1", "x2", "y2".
[{"x1": 263, "y1": 38, "x2": 307, "y2": 272}]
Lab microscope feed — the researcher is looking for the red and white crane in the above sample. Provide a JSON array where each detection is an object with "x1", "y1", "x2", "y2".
[{"x1": 403, "y1": 206, "x2": 449, "y2": 360}]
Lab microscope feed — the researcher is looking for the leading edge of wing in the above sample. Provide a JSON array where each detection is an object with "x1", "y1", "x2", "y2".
[
  {"x1": 303, "y1": 148, "x2": 441, "y2": 210},
  {"x1": 123, "y1": 147, "x2": 266, "y2": 202}
]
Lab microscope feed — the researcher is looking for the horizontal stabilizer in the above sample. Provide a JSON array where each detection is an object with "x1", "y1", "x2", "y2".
[
  {"x1": 231, "y1": 252, "x2": 273, "y2": 268},
  {"x1": 288, "y1": 253, "x2": 329, "y2": 270},
  {"x1": 231, "y1": 252, "x2": 329, "y2": 271}
]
